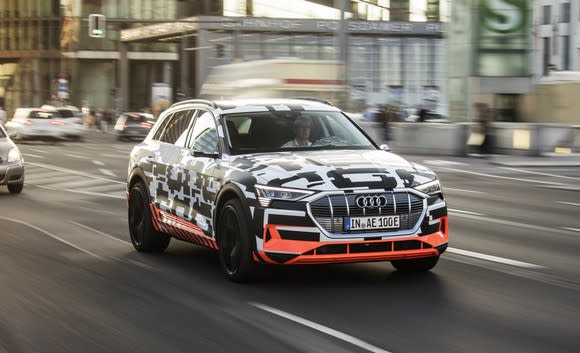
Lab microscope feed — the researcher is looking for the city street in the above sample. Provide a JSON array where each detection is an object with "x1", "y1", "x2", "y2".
[{"x1": 1, "y1": 132, "x2": 579, "y2": 353}]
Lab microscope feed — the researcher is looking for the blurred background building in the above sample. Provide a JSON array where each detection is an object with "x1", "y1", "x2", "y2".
[{"x1": 0, "y1": 0, "x2": 448, "y2": 116}]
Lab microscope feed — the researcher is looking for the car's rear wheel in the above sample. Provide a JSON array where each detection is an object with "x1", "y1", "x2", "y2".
[
  {"x1": 218, "y1": 199, "x2": 257, "y2": 282},
  {"x1": 128, "y1": 181, "x2": 170, "y2": 253},
  {"x1": 8, "y1": 182, "x2": 23, "y2": 194},
  {"x1": 391, "y1": 255, "x2": 439, "y2": 272}
]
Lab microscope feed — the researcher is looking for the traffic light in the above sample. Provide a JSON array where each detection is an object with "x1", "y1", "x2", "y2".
[{"x1": 89, "y1": 14, "x2": 106, "y2": 38}]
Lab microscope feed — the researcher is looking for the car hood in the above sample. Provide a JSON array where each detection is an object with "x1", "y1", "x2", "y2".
[{"x1": 225, "y1": 150, "x2": 437, "y2": 191}]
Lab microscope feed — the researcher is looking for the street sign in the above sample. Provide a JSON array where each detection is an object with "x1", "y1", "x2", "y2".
[{"x1": 89, "y1": 14, "x2": 106, "y2": 38}]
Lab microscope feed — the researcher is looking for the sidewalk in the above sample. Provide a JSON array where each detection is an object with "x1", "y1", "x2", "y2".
[{"x1": 488, "y1": 153, "x2": 580, "y2": 167}]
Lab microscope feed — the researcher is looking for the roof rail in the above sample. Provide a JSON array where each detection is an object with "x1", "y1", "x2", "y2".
[
  {"x1": 170, "y1": 99, "x2": 217, "y2": 109},
  {"x1": 291, "y1": 98, "x2": 335, "y2": 106}
]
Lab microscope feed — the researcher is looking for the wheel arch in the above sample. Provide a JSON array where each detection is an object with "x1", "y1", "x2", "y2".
[
  {"x1": 214, "y1": 183, "x2": 255, "y2": 246},
  {"x1": 127, "y1": 167, "x2": 149, "y2": 200}
]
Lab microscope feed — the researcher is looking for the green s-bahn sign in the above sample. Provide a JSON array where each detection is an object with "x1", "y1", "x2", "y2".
[{"x1": 481, "y1": 0, "x2": 527, "y2": 33}]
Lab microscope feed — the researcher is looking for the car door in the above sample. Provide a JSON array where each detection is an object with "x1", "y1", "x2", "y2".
[
  {"x1": 146, "y1": 109, "x2": 196, "y2": 215},
  {"x1": 178, "y1": 109, "x2": 222, "y2": 237}
]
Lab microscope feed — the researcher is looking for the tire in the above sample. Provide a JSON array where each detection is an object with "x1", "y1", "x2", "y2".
[
  {"x1": 8, "y1": 182, "x2": 24, "y2": 194},
  {"x1": 391, "y1": 255, "x2": 439, "y2": 272},
  {"x1": 128, "y1": 181, "x2": 170, "y2": 253},
  {"x1": 217, "y1": 199, "x2": 258, "y2": 282}
]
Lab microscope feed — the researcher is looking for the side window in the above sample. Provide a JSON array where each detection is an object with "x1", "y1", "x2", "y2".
[
  {"x1": 152, "y1": 113, "x2": 173, "y2": 141},
  {"x1": 189, "y1": 111, "x2": 219, "y2": 154},
  {"x1": 158, "y1": 110, "x2": 195, "y2": 145}
]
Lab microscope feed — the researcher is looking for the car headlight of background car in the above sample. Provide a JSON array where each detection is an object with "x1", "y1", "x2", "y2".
[
  {"x1": 7, "y1": 147, "x2": 22, "y2": 163},
  {"x1": 255, "y1": 184, "x2": 314, "y2": 207},
  {"x1": 413, "y1": 179, "x2": 441, "y2": 196}
]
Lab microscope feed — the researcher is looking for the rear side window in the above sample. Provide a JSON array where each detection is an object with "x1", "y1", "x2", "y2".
[
  {"x1": 156, "y1": 110, "x2": 195, "y2": 145},
  {"x1": 29, "y1": 111, "x2": 57, "y2": 119}
]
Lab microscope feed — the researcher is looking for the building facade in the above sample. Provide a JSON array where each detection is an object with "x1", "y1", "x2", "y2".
[
  {"x1": 0, "y1": 0, "x2": 447, "y2": 116},
  {"x1": 533, "y1": 0, "x2": 579, "y2": 76}
]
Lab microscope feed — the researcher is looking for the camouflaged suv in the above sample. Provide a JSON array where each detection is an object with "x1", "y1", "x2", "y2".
[{"x1": 127, "y1": 99, "x2": 448, "y2": 281}]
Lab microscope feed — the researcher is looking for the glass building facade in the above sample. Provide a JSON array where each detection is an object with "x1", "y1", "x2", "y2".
[{"x1": 1, "y1": 0, "x2": 446, "y2": 116}]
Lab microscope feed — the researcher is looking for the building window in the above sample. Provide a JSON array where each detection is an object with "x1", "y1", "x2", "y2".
[
  {"x1": 562, "y1": 36, "x2": 570, "y2": 70},
  {"x1": 560, "y1": 2, "x2": 570, "y2": 23},
  {"x1": 542, "y1": 5, "x2": 551, "y2": 25}
]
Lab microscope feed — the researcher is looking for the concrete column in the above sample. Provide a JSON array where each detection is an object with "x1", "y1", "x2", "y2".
[
  {"x1": 570, "y1": 0, "x2": 577, "y2": 70},
  {"x1": 195, "y1": 29, "x2": 210, "y2": 97},
  {"x1": 162, "y1": 61, "x2": 172, "y2": 85},
  {"x1": 119, "y1": 41, "x2": 129, "y2": 112},
  {"x1": 181, "y1": 35, "x2": 190, "y2": 98}
]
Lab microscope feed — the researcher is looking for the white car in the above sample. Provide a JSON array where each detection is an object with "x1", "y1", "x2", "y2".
[
  {"x1": 0, "y1": 123, "x2": 24, "y2": 193},
  {"x1": 5, "y1": 108, "x2": 69, "y2": 141},
  {"x1": 41, "y1": 105, "x2": 86, "y2": 140}
]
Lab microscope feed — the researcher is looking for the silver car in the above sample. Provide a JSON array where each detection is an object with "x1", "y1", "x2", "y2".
[{"x1": 0, "y1": 124, "x2": 24, "y2": 193}]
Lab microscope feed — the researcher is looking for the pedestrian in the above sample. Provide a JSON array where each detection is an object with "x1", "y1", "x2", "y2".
[
  {"x1": 0, "y1": 105, "x2": 7, "y2": 126},
  {"x1": 417, "y1": 108, "x2": 428, "y2": 123},
  {"x1": 468, "y1": 103, "x2": 492, "y2": 155},
  {"x1": 379, "y1": 105, "x2": 392, "y2": 142}
]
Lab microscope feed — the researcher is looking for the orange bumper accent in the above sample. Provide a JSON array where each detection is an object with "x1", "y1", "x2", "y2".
[{"x1": 256, "y1": 216, "x2": 448, "y2": 265}]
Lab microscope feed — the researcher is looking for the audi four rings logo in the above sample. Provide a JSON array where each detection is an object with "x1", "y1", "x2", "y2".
[{"x1": 355, "y1": 195, "x2": 388, "y2": 208}]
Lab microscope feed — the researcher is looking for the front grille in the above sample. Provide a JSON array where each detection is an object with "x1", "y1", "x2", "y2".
[{"x1": 309, "y1": 192, "x2": 424, "y2": 235}]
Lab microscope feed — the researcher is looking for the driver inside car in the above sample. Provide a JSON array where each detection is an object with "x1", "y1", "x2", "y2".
[{"x1": 281, "y1": 117, "x2": 312, "y2": 148}]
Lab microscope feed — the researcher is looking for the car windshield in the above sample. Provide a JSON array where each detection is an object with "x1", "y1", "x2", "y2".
[
  {"x1": 29, "y1": 111, "x2": 57, "y2": 119},
  {"x1": 223, "y1": 111, "x2": 375, "y2": 154},
  {"x1": 125, "y1": 114, "x2": 151, "y2": 123}
]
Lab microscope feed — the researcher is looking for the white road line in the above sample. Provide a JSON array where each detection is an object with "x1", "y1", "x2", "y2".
[
  {"x1": 448, "y1": 208, "x2": 485, "y2": 216},
  {"x1": 250, "y1": 303, "x2": 393, "y2": 353},
  {"x1": 500, "y1": 167, "x2": 580, "y2": 181},
  {"x1": 451, "y1": 211, "x2": 577, "y2": 235},
  {"x1": 22, "y1": 153, "x2": 42, "y2": 158},
  {"x1": 0, "y1": 216, "x2": 103, "y2": 260},
  {"x1": 26, "y1": 161, "x2": 124, "y2": 184},
  {"x1": 439, "y1": 167, "x2": 567, "y2": 186},
  {"x1": 37, "y1": 185, "x2": 126, "y2": 199},
  {"x1": 69, "y1": 221, "x2": 131, "y2": 245},
  {"x1": 92, "y1": 160, "x2": 105, "y2": 166},
  {"x1": 556, "y1": 201, "x2": 580, "y2": 207},
  {"x1": 99, "y1": 168, "x2": 117, "y2": 177},
  {"x1": 64, "y1": 153, "x2": 85, "y2": 159},
  {"x1": 29, "y1": 148, "x2": 48, "y2": 154},
  {"x1": 444, "y1": 187, "x2": 484, "y2": 194},
  {"x1": 561, "y1": 227, "x2": 580, "y2": 233},
  {"x1": 102, "y1": 153, "x2": 131, "y2": 159},
  {"x1": 447, "y1": 248, "x2": 544, "y2": 269}
]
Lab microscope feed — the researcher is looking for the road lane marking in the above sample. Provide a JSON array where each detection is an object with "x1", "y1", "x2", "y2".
[
  {"x1": 26, "y1": 161, "x2": 124, "y2": 184},
  {"x1": 451, "y1": 211, "x2": 580, "y2": 236},
  {"x1": 448, "y1": 208, "x2": 485, "y2": 216},
  {"x1": 438, "y1": 167, "x2": 567, "y2": 186},
  {"x1": 64, "y1": 153, "x2": 85, "y2": 159},
  {"x1": 69, "y1": 221, "x2": 131, "y2": 245},
  {"x1": 99, "y1": 168, "x2": 117, "y2": 177},
  {"x1": 29, "y1": 148, "x2": 48, "y2": 154},
  {"x1": 443, "y1": 187, "x2": 484, "y2": 194},
  {"x1": 92, "y1": 160, "x2": 105, "y2": 166},
  {"x1": 561, "y1": 227, "x2": 580, "y2": 233},
  {"x1": 556, "y1": 201, "x2": 580, "y2": 207},
  {"x1": 447, "y1": 248, "x2": 544, "y2": 269},
  {"x1": 0, "y1": 216, "x2": 103, "y2": 260},
  {"x1": 500, "y1": 167, "x2": 580, "y2": 181},
  {"x1": 250, "y1": 303, "x2": 393, "y2": 353},
  {"x1": 38, "y1": 185, "x2": 126, "y2": 199},
  {"x1": 22, "y1": 153, "x2": 42, "y2": 158}
]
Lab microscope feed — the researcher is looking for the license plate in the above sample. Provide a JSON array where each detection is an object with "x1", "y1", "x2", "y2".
[{"x1": 344, "y1": 215, "x2": 400, "y2": 231}]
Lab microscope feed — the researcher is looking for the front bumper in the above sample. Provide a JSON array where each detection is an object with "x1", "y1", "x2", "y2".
[
  {"x1": 253, "y1": 217, "x2": 448, "y2": 265},
  {"x1": 0, "y1": 162, "x2": 24, "y2": 185}
]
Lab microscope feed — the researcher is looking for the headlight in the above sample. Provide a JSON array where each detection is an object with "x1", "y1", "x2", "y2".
[
  {"x1": 413, "y1": 179, "x2": 441, "y2": 195},
  {"x1": 7, "y1": 147, "x2": 22, "y2": 163},
  {"x1": 255, "y1": 184, "x2": 314, "y2": 207}
]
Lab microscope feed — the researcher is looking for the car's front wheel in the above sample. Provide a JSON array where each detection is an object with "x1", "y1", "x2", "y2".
[
  {"x1": 128, "y1": 181, "x2": 170, "y2": 253},
  {"x1": 8, "y1": 182, "x2": 23, "y2": 194},
  {"x1": 391, "y1": 255, "x2": 439, "y2": 272},
  {"x1": 217, "y1": 199, "x2": 257, "y2": 282}
]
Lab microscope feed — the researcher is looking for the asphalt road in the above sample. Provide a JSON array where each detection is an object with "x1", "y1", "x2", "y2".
[{"x1": 1, "y1": 131, "x2": 579, "y2": 353}]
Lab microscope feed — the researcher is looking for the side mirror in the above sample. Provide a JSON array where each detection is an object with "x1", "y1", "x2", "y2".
[{"x1": 379, "y1": 144, "x2": 390, "y2": 151}]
